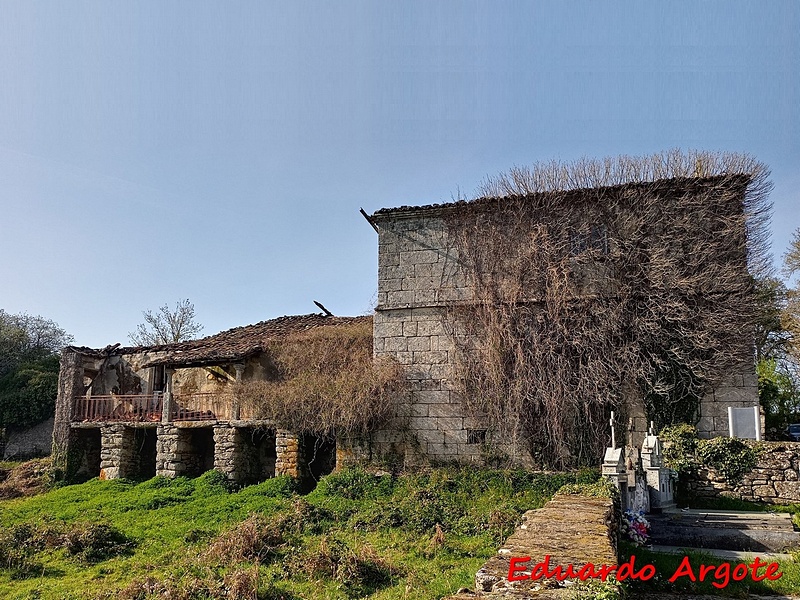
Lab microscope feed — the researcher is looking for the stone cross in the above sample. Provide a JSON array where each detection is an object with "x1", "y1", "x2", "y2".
[
  {"x1": 610, "y1": 410, "x2": 616, "y2": 448},
  {"x1": 649, "y1": 421, "x2": 655, "y2": 436}
]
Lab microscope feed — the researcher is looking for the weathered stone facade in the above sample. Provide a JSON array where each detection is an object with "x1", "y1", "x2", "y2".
[
  {"x1": 687, "y1": 441, "x2": 800, "y2": 504},
  {"x1": 53, "y1": 175, "x2": 761, "y2": 478},
  {"x1": 66, "y1": 419, "x2": 301, "y2": 484},
  {"x1": 370, "y1": 211, "x2": 525, "y2": 466},
  {"x1": 212, "y1": 424, "x2": 279, "y2": 482},
  {"x1": 369, "y1": 182, "x2": 760, "y2": 466},
  {"x1": 53, "y1": 315, "x2": 359, "y2": 483}
]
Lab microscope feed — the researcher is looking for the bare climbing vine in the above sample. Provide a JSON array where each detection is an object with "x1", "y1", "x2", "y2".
[
  {"x1": 443, "y1": 150, "x2": 772, "y2": 468},
  {"x1": 238, "y1": 320, "x2": 405, "y2": 438}
]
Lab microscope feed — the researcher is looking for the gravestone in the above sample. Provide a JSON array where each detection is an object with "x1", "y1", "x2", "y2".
[
  {"x1": 626, "y1": 445, "x2": 650, "y2": 514},
  {"x1": 602, "y1": 411, "x2": 629, "y2": 510},
  {"x1": 641, "y1": 423, "x2": 675, "y2": 512}
]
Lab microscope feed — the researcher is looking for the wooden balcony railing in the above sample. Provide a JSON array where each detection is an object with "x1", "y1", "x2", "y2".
[
  {"x1": 72, "y1": 393, "x2": 236, "y2": 423},
  {"x1": 72, "y1": 394, "x2": 162, "y2": 423}
]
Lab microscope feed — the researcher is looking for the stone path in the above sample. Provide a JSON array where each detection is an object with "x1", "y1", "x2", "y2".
[{"x1": 443, "y1": 492, "x2": 616, "y2": 599}]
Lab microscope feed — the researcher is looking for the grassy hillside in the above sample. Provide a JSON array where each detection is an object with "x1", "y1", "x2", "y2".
[{"x1": 0, "y1": 466, "x2": 598, "y2": 599}]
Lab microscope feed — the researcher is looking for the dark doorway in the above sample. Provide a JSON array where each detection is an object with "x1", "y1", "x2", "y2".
[
  {"x1": 118, "y1": 427, "x2": 158, "y2": 480},
  {"x1": 132, "y1": 427, "x2": 157, "y2": 479},
  {"x1": 180, "y1": 427, "x2": 215, "y2": 477},
  {"x1": 302, "y1": 435, "x2": 336, "y2": 482},
  {"x1": 69, "y1": 428, "x2": 102, "y2": 481},
  {"x1": 237, "y1": 427, "x2": 277, "y2": 484}
]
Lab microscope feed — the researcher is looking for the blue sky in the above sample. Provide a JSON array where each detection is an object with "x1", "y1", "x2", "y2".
[{"x1": 1, "y1": 1, "x2": 797, "y2": 348}]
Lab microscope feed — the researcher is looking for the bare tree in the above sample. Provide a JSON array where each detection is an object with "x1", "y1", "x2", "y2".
[{"x1": 128, "y1": 299, "x2": 203, "y2": 346}]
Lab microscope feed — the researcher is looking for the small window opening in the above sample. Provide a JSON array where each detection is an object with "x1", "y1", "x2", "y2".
[
  {"x1": 467, "y1": 429, "x2": 487, "y2": 445},
  {"x1": 569, "y1": 225, "x2": 608, "y2": 256}
]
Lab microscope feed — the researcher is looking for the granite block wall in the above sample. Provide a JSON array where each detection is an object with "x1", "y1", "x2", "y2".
[
  {"x1": 371, "y1": 206, "x2": 759, "y2": 467},
  {"x1": 371, "y1": 211, "x2": 529, "y2": 466}
]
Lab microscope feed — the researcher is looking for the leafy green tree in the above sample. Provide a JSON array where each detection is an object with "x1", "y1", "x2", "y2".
[
  {"x1": 757, "y1": 358, "x2": 799, "y2": 433},
  {"x1": 0, "y1": 356, "x2": 60, "y2": 428},
  {"x1": 754, "y1": 229, "x2": 800, "y2": 436},
  {"x1": 0, "y1": 310, "x2": 72, "y2": 376},
  {"x1": 782, "y1": 228, "x2": 800, "y2": 365},
  {"x1": 754, "y1": 276, "x2": 790, "y2": 363},
  {"x1": 0, "y1": 310, "x2": 72, "y2": 429}
]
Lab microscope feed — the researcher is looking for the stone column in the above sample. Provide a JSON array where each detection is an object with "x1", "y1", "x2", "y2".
[
  {"x1": 161, "y1": 368, "x2": 175, "y2": 423},
  {"x1": 99, "y1": 424, "x2": 126, "y2": 479},
  {"x1": 213, "y1": 424, "x2": 239, "y2": 480},
  {"x1": 275, "y1": 430, "x2": 304, "y2": 478},
  {"x1": 156, "y1": 424, "x2": 180, "y2": 477}
]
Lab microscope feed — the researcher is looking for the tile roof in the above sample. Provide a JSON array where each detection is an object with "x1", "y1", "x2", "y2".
[{"x1": 68, "y1": 313, "x2": 372, "y2": 368}]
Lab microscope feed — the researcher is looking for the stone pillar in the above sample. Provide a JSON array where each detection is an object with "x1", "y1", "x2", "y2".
[
  {"x1": 275, "y1": 430, "x2": 304, "y2": 478},
  {"x1": 99, "y1": 424, "x2": 126, "y2": 479},
  {"x1": 156, "y1": 424, "x2": 180, "y2": 477},
  {"x1": 213, "y1": 424, "x2": 239, "y2": 480},
  {"x1": 161, "y1": 368, "x2": 175, "y2": 423},
  {"x1": 54, "y1": 349, "x2": 86, "y2": 472}
]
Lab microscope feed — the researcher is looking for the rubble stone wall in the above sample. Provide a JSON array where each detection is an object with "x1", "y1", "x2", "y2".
[
  {"x1": 687, "y1": 441, "x2": 800, "y2": 504},
  {"x1": 3, "y1": 417, "x2": 54, "y2": 460},
  {"x1": 214, "y1": 425, "x2": 277, "y2": 482}
]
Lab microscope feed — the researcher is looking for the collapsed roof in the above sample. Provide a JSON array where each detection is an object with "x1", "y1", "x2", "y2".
[{"x1": 67, "y1": 313, "x2": 372, "y2": 368}]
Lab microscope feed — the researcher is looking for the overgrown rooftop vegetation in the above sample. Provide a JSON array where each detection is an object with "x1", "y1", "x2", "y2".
[{"x1": 238, "y1": 319, "x2": 405, "y2": 437}]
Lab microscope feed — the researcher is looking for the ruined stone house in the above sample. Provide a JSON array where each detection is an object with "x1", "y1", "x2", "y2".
[
  {"x1": 54, "y1": 315, "x2": 367, "y2": 482},
  {"x1": 53, "y1": 173, "x2": 762, "y2": 480}
]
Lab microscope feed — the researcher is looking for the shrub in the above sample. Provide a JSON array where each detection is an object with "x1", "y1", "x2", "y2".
[
  {"x1": 660, "y1": 424, "x2": 700, "y2": 476},
  {"x1": 62, "y1": 522, "x2": 135, "y2": 564},
  {"x1": 557, "y1": 479, "x2": 615, "y2": 498},
  {"x1": 202, "y1": 513, "x2": 286, "y2": 565},
  {"x1": 238, "y1": 474, "x2": 298, "y2": 499},
  {"x1": 697, "y1": 436, "x2": 759, "y2": 484},
  {"x1": 238, "y1": 320, "x2": 406, "y2": 437},
  {"x1": 315, "y1": 466, "x2": 393, "y2": 500},
  {"x1": 293, "y1": 535, "x2": 400, "y2": 597},
  {"x1": 194, "y1": 469, "x2": 235, "y2": 495}
]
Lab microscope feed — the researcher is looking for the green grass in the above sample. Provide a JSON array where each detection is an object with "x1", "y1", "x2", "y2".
[{"x1": 0, "y1": 467, "x2": 599, "y2": 599}]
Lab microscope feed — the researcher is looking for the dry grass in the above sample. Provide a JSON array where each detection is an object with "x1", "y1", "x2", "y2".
[
  {"x1": 238, "y1": 321, "x2": 405, "y2": 437},
  {"x1": 201, "y1": 513, "x2": 286, "y2": 565},
  {"x1": 445, "y1": 150, "x2": 772, "y2": 468},
  {"x1": 112, "y1": 565, "x2": 260, "y2": 600},
  {"x1": 0, "y1": 457, "x2": 53, "y2": 499}
]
